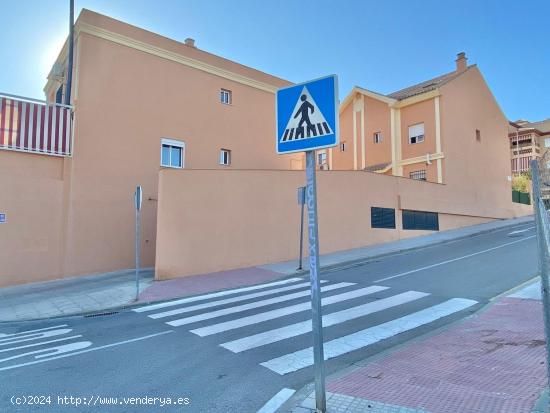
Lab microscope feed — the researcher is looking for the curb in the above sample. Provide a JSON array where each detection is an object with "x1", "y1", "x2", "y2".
[{"x1": 292, "y1": 216, "x2": 534, "y2": 276}]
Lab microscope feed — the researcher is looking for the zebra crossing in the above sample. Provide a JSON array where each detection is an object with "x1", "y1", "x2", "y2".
[{"x1": 134, "y1": 277, "x2": 477, "y2": 375}]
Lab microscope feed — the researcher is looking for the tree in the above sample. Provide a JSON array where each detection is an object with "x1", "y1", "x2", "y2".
[{"x1": 512, "y1": 173, "x2": 531, "y2": 193}]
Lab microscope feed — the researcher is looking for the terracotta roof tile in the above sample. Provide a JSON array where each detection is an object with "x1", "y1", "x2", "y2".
[{"x1": 387, "y1": 66, "x2": 473, "y2": 100}]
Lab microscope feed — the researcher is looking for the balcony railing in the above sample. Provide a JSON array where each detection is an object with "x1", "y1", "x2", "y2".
[{"x1": 0, "y1": 93, "x2": 73, "y2": 157}]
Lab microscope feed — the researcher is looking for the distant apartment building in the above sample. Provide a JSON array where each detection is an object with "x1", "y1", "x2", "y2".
[{"x1": 508, "y1": 119, "x2": 550, "y2": 174}]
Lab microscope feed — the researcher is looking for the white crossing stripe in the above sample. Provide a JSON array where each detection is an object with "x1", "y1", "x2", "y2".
[
  {"x1": 260, "y1": 298, "x2": 477, "y2": 375},
  {"x1": 256, "y1": 388, "x2": 296, "y2": 413},
  {"x1": 149, "y1": 281, "x2": 328, "y2": 319},
  {"x1": 509, "y1": 227, "x2": 534, "y2": 235},
  {"x1": 168, "y1": 282, "x2": 356, "y2": 327},
  {"x1": 190, "y1": 285, "x2": 389, "y2": 336},
  {"x1": 221, "y1": 290, "x2": 429, "y2": 353},
  {"x1": 133, "y1": 277, "x2": 303, "y2": 313}
]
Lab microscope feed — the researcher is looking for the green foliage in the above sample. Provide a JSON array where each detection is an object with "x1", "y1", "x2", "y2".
[{"x1": 512, "y1": 174, "x2": 531, "y2": 193}]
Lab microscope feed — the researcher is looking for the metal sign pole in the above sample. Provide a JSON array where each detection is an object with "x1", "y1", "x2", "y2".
[
  {"x1": 531, "y1": 160, "x2": 550, "y2": 410},
  {"x1": 298, "y1": 186, "x2": 306, "y2": 270},
  {"x1": 305, "y1": 150, "x2": 326, "y2": 413},
  {"x1": 134, "y1": 186, "x2": 143, "y2": 302}
]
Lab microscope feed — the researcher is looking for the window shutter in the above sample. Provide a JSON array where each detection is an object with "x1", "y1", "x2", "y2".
[
  {"x1": 402, "y1": 210, "x2": 438, "y2": 231},
  {"x1": 371, "y1": 207, "x2": 396, "y2": 229},
  {"x1": 409, "y1": 123, "x2": 425, "y2": 138}
]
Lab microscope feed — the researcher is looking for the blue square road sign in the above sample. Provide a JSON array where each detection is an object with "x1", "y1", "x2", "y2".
[{"x1": 276, "y1": 75, "x2": 339, "y2": 154}]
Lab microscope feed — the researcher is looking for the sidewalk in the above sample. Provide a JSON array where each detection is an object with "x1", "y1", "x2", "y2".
[
  {"x1": 289, "y1": 280, "x2": 548, "y2": 413},
  {"x1": 0, "y1": 215, "x2": 533, "y2": 322},
  {"x1": 261, "y1": 215, "x2": 533, "y2": 275}
]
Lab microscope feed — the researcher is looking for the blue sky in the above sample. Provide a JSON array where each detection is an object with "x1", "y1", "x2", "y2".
[{"x1": 2, "y1": 0, "x2": 549, "y2": 121}]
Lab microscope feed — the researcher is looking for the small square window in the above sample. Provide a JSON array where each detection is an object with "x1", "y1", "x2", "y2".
[
  {"x1": 317, "y1": 151, "x2": 327, "y2": 166},
  {"x1": 409, "y1": 123, "x2": 425, "y2": 144},
  {"x1": 220, "y1": 89, "x2": 232, "y2": 105},
  {"x1": 410, "y1": 170, "x2": 427, "y2": 181},
  {"x1": 476, "y1": 129, "x2": 481, "y2": 142},
  {"x1": 220, "y1": 149, "x2": 231, "y2": 165},
  {"x1": 373, "y1": 132, "x2": 382, "y2": 144},
  {"x1": 161, "y1": 138, "x2": 185, "y2": 168}
]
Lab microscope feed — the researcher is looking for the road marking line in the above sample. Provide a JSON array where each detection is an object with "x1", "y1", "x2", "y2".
[
  {"x1": 149, "y1": 281, "x2": 327, "y2": 319},
  {"x1": 374, "y1": 236, "x2": 536, "y2": 283},
  {"x1": 260, "y1": 298, "x2": 477, "y2": 375},
  {"x1": 167, "y1": 282, "x2": 355, "y2": 327},
  {"x1": 133, "y1": 278, "x2": 303, "y2": 313},
  {"x1": 0, "y1": 341, "x2": 92, "y2": 364},
  {"x1": 0, "y1": 331, "x2": 174, "y2": 371},
  {"x1": 190, "y1": 285, "x2": 388, "y2": 336},
  {"x1": 0, "y1": 329, "x2": 73, "y2": 346},
  {"x1": 509, "y1": 227, "x2": 535, "y2": 235},
  {"x1": 256, "y1": 388, "x2": 296, "y2": 413},
  {"x1": 221, "y1": 290, "x2": 429, "y2": 353},
  {"x1": 0, "y1": 324, "x2": 68, "y2": 338},
  {"x1": 0, "y1": 335, "x2": 83, "y2": 353}
]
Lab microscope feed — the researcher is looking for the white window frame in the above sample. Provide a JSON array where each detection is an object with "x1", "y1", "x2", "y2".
[
  {"x1": 317, "y1": 151, "x2": 327, "y2": 166},
  {"x1": 408, "y1": 123, "x2": 425, "y2": 144},
  {"x1": 220, "y1": 148, "x2": 231, "y2": 166},
  {"x1": 220, "y1": 89, "x2": 232, "y2": 105},
  {"x1": 373, "y1": 132, "x2": 382, "y2": 144},
  {"x1": 160, "y1": 138, "x2": 185, "y2": 169}
]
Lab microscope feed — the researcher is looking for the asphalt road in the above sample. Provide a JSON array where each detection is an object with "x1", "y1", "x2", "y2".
[{"x1": 0, "y1": 221, "x2": 537, "y2": 413}]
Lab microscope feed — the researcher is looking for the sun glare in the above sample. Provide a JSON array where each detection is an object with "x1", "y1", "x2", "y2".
[{"x1": 39, "y1": 34, "x2": 67, "y2": 79}]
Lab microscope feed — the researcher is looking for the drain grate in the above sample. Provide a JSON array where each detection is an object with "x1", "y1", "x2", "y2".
[{"x1": 84, "y1": 311, "x2": 119, "y2": 318}]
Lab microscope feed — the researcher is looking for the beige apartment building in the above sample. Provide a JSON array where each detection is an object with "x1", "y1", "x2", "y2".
[
  {"x1": 322, "y1": 53, "x2": 507, "y2": 188},
  {"x1": 0, "y1": 10, "x2": 530, "y2": 287},
  {"x1": 508, "y1": 119, "x2": 550, "y2": 174}
]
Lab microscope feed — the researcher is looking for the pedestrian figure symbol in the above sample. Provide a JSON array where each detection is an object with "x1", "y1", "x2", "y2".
[
  {"x1": 295, "y1": 94, "x2": 315, "y2": 133},
  {"x1": 280, "y1": 87, "x2": 333, "y2": 142}
]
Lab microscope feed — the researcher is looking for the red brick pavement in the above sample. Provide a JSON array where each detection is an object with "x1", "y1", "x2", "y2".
[
  {"x1": 138, "y1": 266, "x2": 286, "y2": 302},
  {"x1": 327, "y1": 297, "x2": 547, "y2": 413}
]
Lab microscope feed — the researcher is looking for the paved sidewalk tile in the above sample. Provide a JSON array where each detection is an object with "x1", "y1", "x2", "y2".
[
  {"x1": 295, "y1": 391, "x2": 431, "y2": 413},
  {"x1": 326, "y1": 297, "x2": 546, "y2": 413},
  {"x1": 138, "y1": 266, "x2": 286, "y2": 302},
  {"x1": 0, "y1": 269, "x2": 154, "y2": 321}
]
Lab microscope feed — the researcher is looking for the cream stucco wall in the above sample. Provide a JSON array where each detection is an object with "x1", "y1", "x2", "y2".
[
  {"x1": 439, "y1": 67, "x2": 512, "y2": 209},
  {"x1": 0, "y1": 152, "x2": 66, "y2": 287},
  {"x1": 155, "y1": 168, "x2": 530, "y2": 280}
]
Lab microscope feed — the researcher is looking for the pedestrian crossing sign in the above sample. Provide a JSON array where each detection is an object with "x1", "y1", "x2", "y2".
[{"x1": 276, "y1": 75, "x2": 339, "y2": 154}]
